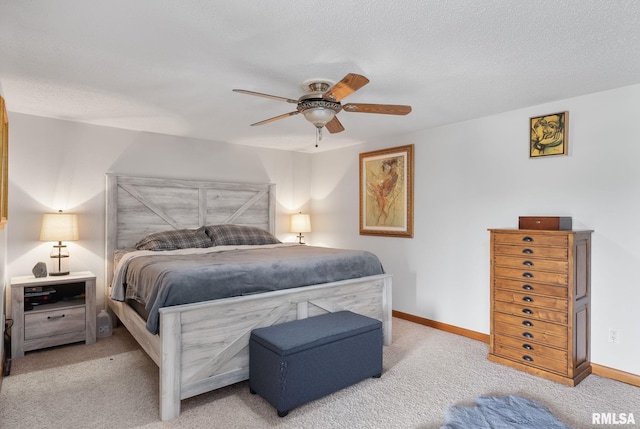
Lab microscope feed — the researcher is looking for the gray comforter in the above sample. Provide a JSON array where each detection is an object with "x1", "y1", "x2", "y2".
[{"x1": 113, "y1": 244, "x2": 384, "y2": 334}]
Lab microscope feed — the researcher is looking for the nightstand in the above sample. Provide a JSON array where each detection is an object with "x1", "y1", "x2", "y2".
[{"x1": 11, "y1": 271, "x2": 96, "y2": 358}]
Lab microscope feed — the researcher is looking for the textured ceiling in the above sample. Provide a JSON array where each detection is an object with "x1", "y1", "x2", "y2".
[{"x1": 1, "y1": 0, "x2": 640, "y2": 152}]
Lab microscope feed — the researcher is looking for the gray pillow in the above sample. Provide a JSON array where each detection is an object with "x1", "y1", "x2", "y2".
[
  {"x1": 135, "y1": 226, "x2": 212, "y2": 250},
  {"x1": 204, "y1": 224, "x2": 280, "y2": 246}
]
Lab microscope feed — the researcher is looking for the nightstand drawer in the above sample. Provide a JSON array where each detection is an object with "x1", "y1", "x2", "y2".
[{"x1": 25, "y1": 306, "x2": 86, "y2": 340}]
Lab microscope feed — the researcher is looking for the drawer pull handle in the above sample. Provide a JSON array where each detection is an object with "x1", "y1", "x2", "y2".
[
  {"x1": 523, "y1": 296, "x2": 534, "y2": 303},
  {"x1": 522, "y1": 320, "x2": 533, "y2": 327},
  {"x1": 522, "y1": 248, "x2": 533, "y2": 254},
  {"x1": 523, "y1": 344, "x2": 534, "y2": 350},
  {"x1": 522, "y1": 308, "x2": 533, "y2": 315},
  {"x1": 522, "y1": 284, "x2": 534, "y2": 291},
  {"x1": 523, "y1": 260, "x2": 534, "y2": 266},
  {"x1": 522, "y1": 355, "x2": 534, "y2": 362},
  {"x1": 522, "y1": 332, "x2": 534, "y2": 339},
  {"x1": 523, "y1": 272, "x2": 534, "y2": 278},
  {"x1": 522, "y1": 236, "x2": 534, "y2": 242},
  {"x1": 47, "y1": 314, "x2": 66, "y2": 320}
]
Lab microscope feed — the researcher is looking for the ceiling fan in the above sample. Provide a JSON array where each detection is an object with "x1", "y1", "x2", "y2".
[{"x1": 233, "y1": 73, "x2": 412, "y2": 138}]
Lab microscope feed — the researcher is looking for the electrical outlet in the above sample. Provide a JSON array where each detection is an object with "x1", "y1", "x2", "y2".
[{"x1": 608, "y1": 328, "x2": 619, "y2": 344}]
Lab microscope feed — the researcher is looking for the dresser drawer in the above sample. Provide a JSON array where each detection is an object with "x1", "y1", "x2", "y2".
[
  {"x1": 493, "y1": 233, "x2": 568, "y2": 247},
  {"x1": 493, "y1": 342, "x2": 567, "y2": 375},
  {"x1": 494, "y1": 312, "x2": 567, "y2": 337},
  {"x1": 494, "y1": 320, "x2": 567, "y2": 349},
  {"x1": 24, "y1": 306, "x2": 86, "y2": 340},
  {"x1": 494, "y1": 267, "x2": 568, "y2": 285},
  {"x1": 494, "y1": 278, "x2": 567, "y2": 298},
  {"x1": 494, "y1": 300, "x2": 568, "y2": 324},
  {"x1": 494, "y1": 333, "x2": 567, "y2": 362},
  {"x1": 494, "y1": 289, "x2": 568, "y2": 311},
  {"x1": 494, "y1": 255, "x2": 568, "y2": 273},
  {"x1": 494, "y1": 244, "x2": 568, "y2": 260},
  {"x1": 494, "y1": 322, "x2": 567, "y2": 349}
]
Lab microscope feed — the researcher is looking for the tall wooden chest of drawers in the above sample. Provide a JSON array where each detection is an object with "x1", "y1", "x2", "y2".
[{"x1": 488, "y1": 228, "x2": 592, "y2": 386}]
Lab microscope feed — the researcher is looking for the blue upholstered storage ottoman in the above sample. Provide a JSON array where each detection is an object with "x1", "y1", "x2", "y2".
[{"x1": 249, "y1": 311, "x2": 383, "y2": 417}]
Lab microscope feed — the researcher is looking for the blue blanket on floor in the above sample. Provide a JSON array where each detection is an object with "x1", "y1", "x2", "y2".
[{"x1": 441, "y1": 395, "x2": 572, "y2": 429}]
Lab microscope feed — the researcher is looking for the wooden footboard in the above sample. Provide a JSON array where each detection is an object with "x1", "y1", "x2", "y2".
[{"x1": 108, "y1": 273, "x2": 391, "y2": 421}]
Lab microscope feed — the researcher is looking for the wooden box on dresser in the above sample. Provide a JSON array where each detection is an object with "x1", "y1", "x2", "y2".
[
  {"x1": 488, "y1": 229, "x2": 592, "y2": 386},
  {"x1": 11, "y1": 271, "x2": 96, "y2": 358}
]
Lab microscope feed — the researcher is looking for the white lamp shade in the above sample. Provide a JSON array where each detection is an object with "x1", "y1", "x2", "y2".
[
  {"x1": 302, "y1": 108, "x2": 336, "y2": 128},
  {"x1": 290, "y1": 213, "x2": 311, "y2": 233},
  {"x1": 40, "y1": 212, "x2": 79, "y2": 242}
]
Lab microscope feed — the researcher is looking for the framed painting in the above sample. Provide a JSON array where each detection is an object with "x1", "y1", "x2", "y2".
[
  {"x1": 359, "y1": 144, "x2": 414, "y2": 238},
  {"x1": 530, "y1": 111, "x2": 568, "y2": 157}
]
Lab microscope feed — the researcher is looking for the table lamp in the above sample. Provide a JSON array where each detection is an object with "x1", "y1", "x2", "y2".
[
  {"x1": 290, "y1": 212, "x2": 311, "y2": 244},
  {"x1": 40, "y1": 210, "x2": 79, "y2": 276}
]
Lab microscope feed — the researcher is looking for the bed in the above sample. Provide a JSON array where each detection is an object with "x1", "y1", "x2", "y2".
[{"x1": 105, "y1": 174, "x2": 392, "y2": 421}]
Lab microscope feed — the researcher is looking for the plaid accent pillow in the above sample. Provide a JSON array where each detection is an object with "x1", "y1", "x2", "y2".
[
  {"x1": 205, "y1": 224, "x2": 280, "y2": 246},
  {"x1": 135, "y1": 226, "x2": 212, "y2": 250}
]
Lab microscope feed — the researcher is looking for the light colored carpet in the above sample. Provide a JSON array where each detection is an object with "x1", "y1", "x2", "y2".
[{"x1": 1, "y1": 318, "x2": 638, "y2": 428}]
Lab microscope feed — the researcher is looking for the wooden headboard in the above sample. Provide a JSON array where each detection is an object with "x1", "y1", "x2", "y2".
[{"x1": 105, "y1": 174, "x2": 276, "y2": 284}]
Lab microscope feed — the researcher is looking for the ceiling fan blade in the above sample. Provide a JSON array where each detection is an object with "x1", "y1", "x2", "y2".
[
  {"x1": 233, "y1": 89, "x2": 298, "y2": 104},
  {"x1": 250, "y1": 111, "x2": 300, "y2": 126},
  {"x1": 323, "y1": 73, "x2": 370, "y2": 102},
  {"x1": 342, "y1": 103, "x2": 412, "y2": 115},
  {"x1": 325, "y1": 116, "x2": 345, "y2": 134}
]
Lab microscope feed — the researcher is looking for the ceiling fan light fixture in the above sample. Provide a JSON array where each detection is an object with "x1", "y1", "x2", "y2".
[
  {"x1": 302, "y1": 107, "x2": 336, "y2": 128},
  {"x1": 298, "y1": 99, "x2": 342, "y2": 128}
]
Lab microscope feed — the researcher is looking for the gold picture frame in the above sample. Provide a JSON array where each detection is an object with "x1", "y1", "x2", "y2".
[
  {"x1": 359, "y1": 144, "x2": 414, "y2": 238},
  {"x1": 0, "y1": 96, "x2": 8, "y2": 229},
  {"x1": 530, "y1": 111, "x2": 568, "y2": 157}
]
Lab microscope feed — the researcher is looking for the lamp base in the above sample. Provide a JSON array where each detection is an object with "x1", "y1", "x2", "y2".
[
  {"x1": 50, "y1": 246, "x2": 70, "y2": 276},
  {"x1": 49, "y1": 271, "x2": 70, "y2": 276}
]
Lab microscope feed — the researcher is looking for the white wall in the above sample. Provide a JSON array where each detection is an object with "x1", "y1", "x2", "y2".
[
  {"x1": 0, "y1": 226, "x2": 6, "y2": 369},
  {"x1": 311, "y1": 84, "x2": 640, "y2": 376},
  {"x1": 6, "y1": 114, "x2": 311, "y2": 313}
]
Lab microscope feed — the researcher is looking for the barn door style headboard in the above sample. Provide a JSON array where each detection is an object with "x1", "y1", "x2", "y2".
[{"x1": 105, "y1": 174, "x2": 276, "y2": 284}]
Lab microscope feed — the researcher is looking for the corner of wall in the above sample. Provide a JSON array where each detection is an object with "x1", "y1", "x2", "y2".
[{"x1": 0, "y1": 226, "x2": 7, "y2": 381}]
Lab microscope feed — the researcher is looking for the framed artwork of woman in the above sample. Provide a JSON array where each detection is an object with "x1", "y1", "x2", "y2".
[{"x1": 359, "y1": 144, "x2": 414, "y2": 238}]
